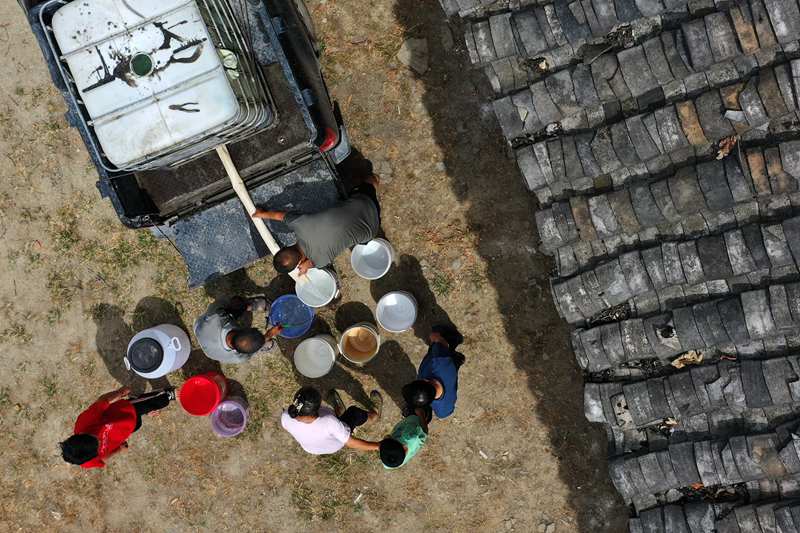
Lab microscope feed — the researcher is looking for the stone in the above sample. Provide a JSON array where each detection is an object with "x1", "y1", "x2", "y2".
[
  {"x1": 753, "y1": 0, "x2": 779, "y2": 46},
  {"x1": 683, "y1": 72, "x2": 710, "y2": 98},
  {"x1": 546, "y1": 69, "x2": 580, "y2": 117},
  {"x1": 663, "y1": 242, "x2": 687, "y2": 284},
  {"x1": 774, "y1": 63, "x2": 797, "y2": 111},
  {"x1": 758, "y1": 68, "x2": 790, "y2": 117},
  {"x1": 678, "y1": 241, "x2": 705, "y2": 284},
  {"x1": 725, "y1": 230, "x2": 756, "y2": 276},
  {"x1": 575, "y1": 133, "x2": 602, "y2": 177},
  {"x1": 489, "y1": 13, "x2": 516, "y2": 58},
  {"x1": 669, "y1": 167, "x2": 706, "y2": 214},
  {"x1": 619, "y1": 46, "x2": 659, "y2": 99},
  {"x1": 591, "y1": 129, "x2": 622, "y2": 174},
  {"x1": 724, "y1": 156, "x2": 755, "y2": 203},
  {"x1": 740, "y1": 77, "x2": 770, "y2": 127},
  {"x1": 762, "y1": 224, "x2": 795, "y2": 267},
  {"x1": 697, "y1": 235, "x2": 734, "y2": 279},
  {"x1": 672, "y1": 306, "x2": 706, "y2": 351},
  {"x1": 763, "y1": 357, "x2": 796, "y2": 404},
  {"x1": 682, "y1": 19, "x2": 714, "y2": 70},
  {"x1": 610, "y1": 122, "x2": 641, "y2": 167},
  {"x1": 730, "y1": 5, "x2": 760, "y2": 54},
  {"x1": 694, "y1": 91, "x2": 735, "y2": 140},
  {"x1": 530, "y1": 81, "x2": 562, "y2": 126},
  {"x1": 554, "y1": 2, "x2": 591, "y2": 44},
  {"x1": 624, "y1": 380, "x2": 656, "y2": 425},
  {"x1": 596, "y1": 259, "x2": 634, "y2": 305},
  {"x1": 625, "y1": 115, "x2": 661, "y2": 161},
  {"x1": 397, "y1": 38, "x2": 429, "y2": 75},
  {"x1": 746, "y1": 148, "x2": 773, "y2": 196},
  {"x1": 741, "y1": 360, "x2": 773, "y2": 408},
  {"x1": 697, "y1": 160, "x2": 735, "y2": 211},
  {"x1": 511, "y1": 90, "x2": 541, "y2": 134},
  {"x1": 493, "y1": 97, "x2": 524, "y2": 140},
  {"x1": 742, "y1": 223, "x2": 772, "y2": 270},
  {"x1": 764, "y1": 0, "x2": 800, "y2": 44},
  {"x1": 655, "y1": 106, "x2": 690, "y2": 153},
  {"x1": 516, "y1": 146, "x2": 547, "y2": 191},
  {"x1": 514, "y1": 10, "x2": 548, "y2": 56},
  {"x1": 572, "y1": 64, "x2": 598, "y2": 109},
  {"x1": 741, "y1": 289, "x2": 777, "y2": 339},
  {"x1": 676, "y1": 101, "x2": 709, "y2": 146},
  {"x1": 718, "y1": 298, "x2": 751, "y2": 344}
]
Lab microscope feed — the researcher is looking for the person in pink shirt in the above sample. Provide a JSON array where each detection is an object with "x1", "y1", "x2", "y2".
[{"x1": 280, "y1": 387, "x2": 382, "y2": 454}]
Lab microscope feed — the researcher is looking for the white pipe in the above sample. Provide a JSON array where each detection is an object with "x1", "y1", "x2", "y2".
[{"x1": 216, "y1": 144, "x2": 300, "y2": 282}]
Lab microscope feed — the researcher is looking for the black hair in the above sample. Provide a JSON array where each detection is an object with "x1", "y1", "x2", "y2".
[
  {"x1": 402, "y1": 380, "x2": 436, "y2": 408},
  {"x1": 379, "y1": 438, "x2": 405, "y2": 468},
  {"x1": 273, "y1": 247, "x2": 302, "y2": 274},
  {"x1": 60, "y1": 434, "x2": 99, "y2": 465},
  {"x1": 287, "y1": 387, "x2": 321, "y2": 418},
  {"x1": 232, "y1": 328, "x2": 265, "y2": 354}
]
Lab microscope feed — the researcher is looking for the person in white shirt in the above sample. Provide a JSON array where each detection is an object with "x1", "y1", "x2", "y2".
[{"x1": 280, "y1": 387, "x2": 383, "y2": 454}]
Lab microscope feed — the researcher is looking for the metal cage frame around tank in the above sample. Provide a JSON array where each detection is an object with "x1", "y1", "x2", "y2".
[{"x1": 36, "y1": 0, "x2": 278, "y2": 172}]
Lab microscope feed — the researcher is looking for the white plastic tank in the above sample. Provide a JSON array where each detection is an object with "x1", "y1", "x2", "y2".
[
  {"x1": 48, "y1": 0, "x2": 272, "y2": 169},
  {"x1": 125, "y1": 324, "x2": 191, "y2": 379}
]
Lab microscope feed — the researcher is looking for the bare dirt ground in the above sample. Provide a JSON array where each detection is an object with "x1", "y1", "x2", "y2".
[{"x1": 0, "y1": 0, "x2": 628, "y2": 531}]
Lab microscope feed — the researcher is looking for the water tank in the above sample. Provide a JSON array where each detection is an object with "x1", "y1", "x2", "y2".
[{"x1": 46, "y1": 0, "x2": 274, "y2": 170}]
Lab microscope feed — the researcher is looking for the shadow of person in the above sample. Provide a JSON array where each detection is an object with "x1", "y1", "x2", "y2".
[
  {"x1": 334, "y1": 301, "x2": 376, "y2": 332},
  {"x1": 370, "y1": 254, "x2": 455, "y2": 343},
  {"x1": 390, "y1": 1, "x2": 629, "y2": 529},
  {"x1": 358, "y1": 340, "x2": 417, "y2": 412},
  {"x1": 336, "y1": 147, "x2": 374, "y2": 190}
]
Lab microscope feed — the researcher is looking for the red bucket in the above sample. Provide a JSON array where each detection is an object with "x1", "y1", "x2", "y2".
[{"x1": 179, "y1": 372, "x2": 228, "y2": 416}]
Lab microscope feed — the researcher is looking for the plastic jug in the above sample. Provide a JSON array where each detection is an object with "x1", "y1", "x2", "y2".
[{"x1": 125, "y1": 324, "x2": 191, "y2": 379}]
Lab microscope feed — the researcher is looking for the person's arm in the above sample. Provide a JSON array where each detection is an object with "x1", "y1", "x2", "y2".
[
  {"x1": 97, "y1": 386, "x2": 130, "y2": 404},
  {"x1": 414, "y1": 407, "x2": 429, "y2": 434},
  {"x1": 343, "y1": 436, "x2": 381, "y2": 452},
  {"x1": 252, "y1": 209, "x2": 287, "y2": 221}
]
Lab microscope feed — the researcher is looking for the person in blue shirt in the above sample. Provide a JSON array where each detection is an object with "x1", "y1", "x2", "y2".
[{"x1": 402, "y1": 324, "x2": 464, "y2": 419}]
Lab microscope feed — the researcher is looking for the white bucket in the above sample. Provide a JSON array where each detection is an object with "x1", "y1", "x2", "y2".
[
  {"x1": 295, "y1": 267, "x2": 340, "y2": 308},
  {"x1": 293, "y1": 334, "x2": 338, "y2": 378},
  {"x1": 376, "y1": 291, "x2": 418, "y2": 333},
  {"x1": 338, "y1": 322, "x2": 381, "y2": 366},
  {"x1": 351, "y1": 238, "x2": 395, "y2": 280},
  {"x1": 124, "y1": 324, "x2": 191, "y2": 379}
]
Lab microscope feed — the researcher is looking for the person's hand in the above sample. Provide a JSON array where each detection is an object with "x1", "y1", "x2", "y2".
[
  {"x1": 297, "y1": 260, "x2": 311, "y2": 275},
  {"x1": 251, "y1": 208, "x2": 268, "y2": 219},
  {"x1": 266, "y1": 324, "x2": 284, "y2": 338}
]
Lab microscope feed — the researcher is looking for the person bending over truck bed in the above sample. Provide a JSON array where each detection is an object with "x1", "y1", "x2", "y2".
[{"x1": 253, "y1": 175, "x2": 381, "y2": 275}]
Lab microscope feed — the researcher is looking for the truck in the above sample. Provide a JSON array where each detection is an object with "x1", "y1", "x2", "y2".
[{"x1": 20, "y1": 0, "x2": 350, "y2": 287}]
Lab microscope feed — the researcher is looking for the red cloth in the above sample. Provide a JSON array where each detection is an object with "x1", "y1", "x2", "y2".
[{"x1": 73, "y1": 399, "x2": 137, "y2": 469}]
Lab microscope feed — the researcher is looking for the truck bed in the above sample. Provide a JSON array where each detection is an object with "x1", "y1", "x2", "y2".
[
  {"x1": 134, "y1": 52, "x2": 315, "y2": 217},
  {"x1": 157, "y1": 155, "x2": 340, "y2": 287}
]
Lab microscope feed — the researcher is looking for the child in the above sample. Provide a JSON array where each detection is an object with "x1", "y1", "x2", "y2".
[
  {"x1": 379, "y1": 406, "x2": 430, "y2": 469},
  {"x1": 61, "y1": 386, "x2": 174, "y2": 468}
]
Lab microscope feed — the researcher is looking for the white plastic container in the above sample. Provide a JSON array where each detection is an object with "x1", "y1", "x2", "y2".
[
  {"x1": 295, "y1": 267, "x2": 340, "y2": 308},
  {"x1": 351, "y1": 238, "x2": 395, "y2": 280},
  {"x1": 338, "y1": 323, "x2": 380, "y2": 366},
  {"x1": 293, "y1": 334, "x2": 338, "y2": 378},
  {"x1": 375, "y1": 291, "x2": 418, "y2": 333},
  {"x1": 125, "y1": 324, "x2": 191, "y2": 379}
]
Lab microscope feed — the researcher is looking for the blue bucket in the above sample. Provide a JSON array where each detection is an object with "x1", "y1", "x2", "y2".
[{"x1": 269, "y1": 295, "x2": 315, "y2": 339}]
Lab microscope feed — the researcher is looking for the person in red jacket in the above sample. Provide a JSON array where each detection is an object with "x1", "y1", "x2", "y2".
[{"x1": 61, "y1": 386, "x2": 174, "y2": 468}]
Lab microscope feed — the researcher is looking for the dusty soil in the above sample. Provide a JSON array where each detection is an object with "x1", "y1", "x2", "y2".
[{"x1": 0, "y1": 0, "x2": 627, "y2": 531}]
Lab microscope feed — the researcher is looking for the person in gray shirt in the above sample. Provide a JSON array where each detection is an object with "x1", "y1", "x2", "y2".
[
  {"x1": 252, "y1": 175, "x2": 381, "y2": 275},
  {"x1": 194, "y1": 296, "x2": 282, "y2": 364}
]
